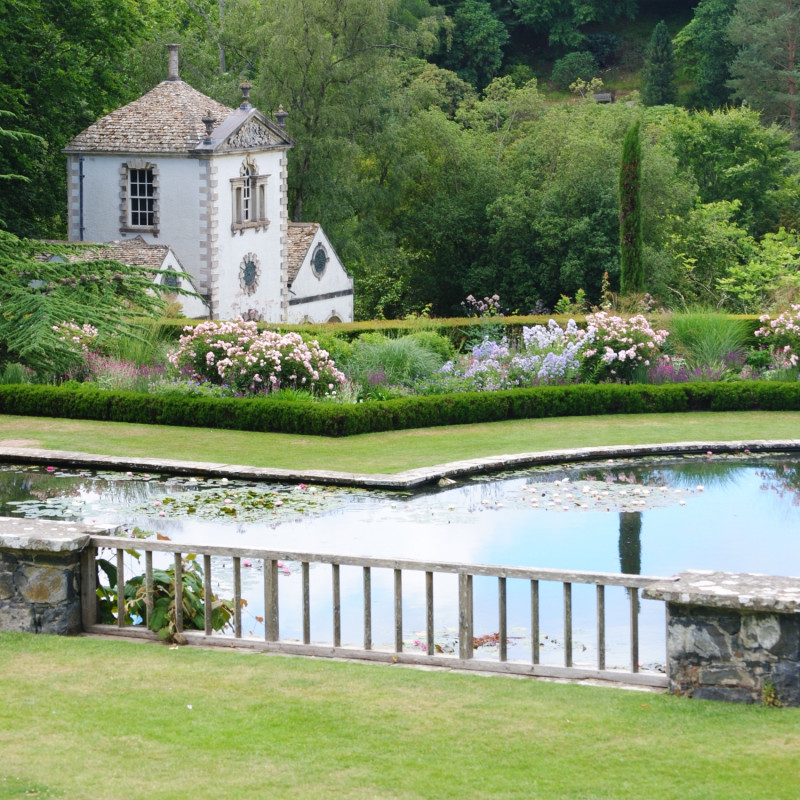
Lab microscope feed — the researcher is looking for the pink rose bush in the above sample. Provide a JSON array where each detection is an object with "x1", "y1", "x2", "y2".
[
  {"x1": 53, "y1": 321, "x2": 100, "y2": 355},
  {"x1": 580, "y1": 312, "x2": 669, "y2": 383},
  {"x1": 168, "y1": 318, "x2": 346, "y2": 396},
  {"x1": 755, "y1": 305, "x2": 800, "y2": 369}
]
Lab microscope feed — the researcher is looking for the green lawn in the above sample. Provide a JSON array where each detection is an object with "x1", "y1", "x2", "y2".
[
  {"x1": 1, "y1": 410, "x2": 799, "y2": 474},
  {"x1": 1, "y1": 633, "x2": 798, "y2": 800},
  {"x1": 2, "y1": 411, "x2": 799, "y2": 798}
]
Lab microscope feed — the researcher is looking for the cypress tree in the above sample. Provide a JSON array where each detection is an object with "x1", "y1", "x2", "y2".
[
  {"x1": 641, "y1": 20, "x2": 676, "y2": 106},
  {"x1": 619, "y1": 120, "x2": 644, "y2": 296}
]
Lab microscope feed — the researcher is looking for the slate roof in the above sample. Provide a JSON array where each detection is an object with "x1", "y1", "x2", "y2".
[
  {"x1": 39, "y1": 236, "x2": 176, "y2": 272},
  {"x1": 64, "y1": 80, "x2": 234, "y2": 154},
  {"x1": 287, "y1": 222, "x2": 319, "y2": 283}
]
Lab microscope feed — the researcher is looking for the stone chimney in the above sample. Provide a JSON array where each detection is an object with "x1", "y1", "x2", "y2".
[{"x1": 167, "y1": 44, "x2": 180, "y2": 81}]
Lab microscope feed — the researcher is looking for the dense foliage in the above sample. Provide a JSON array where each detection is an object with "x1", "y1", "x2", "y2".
[
  {"x1": 0, "y1": 231, "x2": 176, "y2": 376},
  {"x1": 3, "y1": 0, "x2": 800, "y2": 321}
]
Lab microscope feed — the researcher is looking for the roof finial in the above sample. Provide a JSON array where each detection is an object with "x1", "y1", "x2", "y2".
[
  {"x1": 202, "y1": 113, "x2": 216, "y2": 144},
  {"x1": 275, "y1": 104, "x2": 288, "y2": 129},
  {"x1": 239, "y1": 81, "x2": 252, "y2": 109},
  {"x1": 167, "y1": 44, "x2": 180, "y2": 81}
]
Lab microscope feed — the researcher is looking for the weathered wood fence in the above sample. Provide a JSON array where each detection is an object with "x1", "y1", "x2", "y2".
[{"x1": 82, "y1": 535, "x2": 669, "y2": 688}]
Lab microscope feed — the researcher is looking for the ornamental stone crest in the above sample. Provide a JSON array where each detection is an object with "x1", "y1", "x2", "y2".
[{"x1": 226, "y1": 120, "x2": 274, "y2": 150}]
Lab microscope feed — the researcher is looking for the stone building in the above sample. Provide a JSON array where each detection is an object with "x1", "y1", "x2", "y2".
[{"x1": 62, "y1": 46, "x2": 353, "y2": 323}]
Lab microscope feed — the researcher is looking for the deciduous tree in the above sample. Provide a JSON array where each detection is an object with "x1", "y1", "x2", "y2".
[
  {"x1": 441, "y1": 0, "x2": 509, "y2": 89},
  {"x1": 674, "y1": 0, "x2": 736, "y2": 109}
]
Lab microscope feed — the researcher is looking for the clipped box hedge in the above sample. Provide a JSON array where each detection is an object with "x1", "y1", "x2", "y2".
[{"x1": 0, "y1": 381, "x2": 798, "y2": 437}]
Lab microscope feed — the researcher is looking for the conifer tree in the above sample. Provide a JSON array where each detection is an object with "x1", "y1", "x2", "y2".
[
  {"x1": 619, "y1": 120, "x2": 644, "y2": 296},
  {"x1": 728, "y1": 0, "x2": 800, "y2": 147},
  {"x1": 641, "y1": 20, "x2": 676, "y2": 106}
]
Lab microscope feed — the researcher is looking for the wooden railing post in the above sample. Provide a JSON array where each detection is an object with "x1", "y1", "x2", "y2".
[
  {"x1": 333, "y1": 563, "x2": 341, "y2": 648},
  {"x1": 458, "y1": 572, "x2": 473, "y2": 660},
  {"x1": 531, "y1": 579, "x2": 539, "y2": 665},
  {"x1": 302, "y1": 562, "x2": 310, "y2": 644},
  {"x1": 630, "y1": 587, "x2": 639, "y2": 673},
  {"x1": 203, "y1": 554, "x2": 212, "y2": 635},
  {"x1": 363, "y1": 566, "x2": 371, "y2": 650},
  {"x1": 232, "y1": 556, "x2": 241, "y2": 638},
  {"x1": 394, "y1": 569, "x2": 403, "y2": 653},
  {"x1": 116, "y1": 548, "x2": 125, "y2": 629},
  {"x1": 426, "y1": 571, "x2": 434, "y2": 657},
  {"x1": 264, "y1": 559, "x2": 279, "y2": 641},
  {"x1": 498, "y1": 576, "x2": 507, "y2": 662},
  {"x1": 563, "y1": 582, "x2": 572, "y2": 667},
  {"x1": 80, "y1": 545, "x2": 97, "y2": 631},
  {"x1": 596, "y1": 584, "x2": 605, "y2": 671}
]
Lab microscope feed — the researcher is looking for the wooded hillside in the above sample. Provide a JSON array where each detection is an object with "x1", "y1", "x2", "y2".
[{"x1": 3, "y1": 0, "x2": 800, "y2": 318}]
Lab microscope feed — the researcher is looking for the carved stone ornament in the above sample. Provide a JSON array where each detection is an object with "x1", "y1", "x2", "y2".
[{"x1": 226, "y1": 120, "x2": 274, "y2": 150}]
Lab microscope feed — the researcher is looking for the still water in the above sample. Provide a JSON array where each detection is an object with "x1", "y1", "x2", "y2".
[{"x1": 2, "y1": 452, "x2": 798, "y2": 668}]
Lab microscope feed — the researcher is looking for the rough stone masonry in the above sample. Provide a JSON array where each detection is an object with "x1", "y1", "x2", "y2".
[{"x1": 644, "y1": 570, "x2": 800, "y2": 705}]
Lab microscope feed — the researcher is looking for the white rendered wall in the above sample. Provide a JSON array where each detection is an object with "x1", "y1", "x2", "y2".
[
  {"x1": 156, "y1": 250, "x2": 210, "y2": 319},
  {"x1": 287, "y1": 228, "x2": 354, "y2": 323},
  {"x1": 68, "y1": 148, "x2": 289, "y2": 321},
  {"x1": 210, "y1": 150, "x2": 286, "y2": 323},
  {"x1": 70, "y1": 154, "x2": 204, "y2": 286}
]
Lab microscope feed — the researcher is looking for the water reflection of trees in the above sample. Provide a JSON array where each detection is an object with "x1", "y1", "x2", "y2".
[
  {"x1": 618, "y1": 512, "x2": 642, "y2": 576},
  {"x1": 758, "y1": 462, "x2": 800, "y2": 507}
]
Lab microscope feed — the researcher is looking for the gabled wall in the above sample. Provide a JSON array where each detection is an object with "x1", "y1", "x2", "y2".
[{"x1": 287, "y1": 227, "x2": 354, "y2": 323}]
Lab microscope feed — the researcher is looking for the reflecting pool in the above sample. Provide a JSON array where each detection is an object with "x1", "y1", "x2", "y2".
[{"x1": 2, "y1": 452, "x2": 798, "y2": 669}]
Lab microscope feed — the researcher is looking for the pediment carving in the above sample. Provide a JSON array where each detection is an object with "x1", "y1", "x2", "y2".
[{"x1": 225, "y1": 120, "x2": 275, "y2": 150}]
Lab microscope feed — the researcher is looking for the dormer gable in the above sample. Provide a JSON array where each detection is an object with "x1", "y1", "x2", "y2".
[{"x1": 193, "y1": 106, "x2": 294, "y2": 155}]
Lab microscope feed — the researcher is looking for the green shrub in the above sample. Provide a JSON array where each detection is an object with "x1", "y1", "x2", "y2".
[
  {"x1": 404, "y1": 331, "x2": 456, "y2": 362},
  {"x1": 344, "y1": 335, "x2": 446, "y2": 388},
  {"x1": 97, "y1": 554, "x2": 233, "y2": 642},
  {"x1": 551, "y1": 51, "x2": 598, "y2": 90},
  {"x1": 0, "y1": 362, "x2": 34, "y2": 384},
  {"x1": 667, "y1": 311, "x2": 751, "y2": 367}
]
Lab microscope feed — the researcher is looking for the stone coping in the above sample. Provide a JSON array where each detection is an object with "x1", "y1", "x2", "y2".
[
  {"x1": 0, "y1": 439, "x2": 797, "y2": 489},
  {"x1": 643, "y1": 570, "x2": 800, "y2": 614},
  {"x1": 0, "y1": 517, "x2": 114, "y2": 553}
]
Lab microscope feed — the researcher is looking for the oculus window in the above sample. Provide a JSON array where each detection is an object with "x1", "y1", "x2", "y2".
[
  {"x1": 239, "y1": 252, "x2": 260, "y2": 295},
  {"x1": 312, "y1": 244, "x2": 328, "y2": 278}
]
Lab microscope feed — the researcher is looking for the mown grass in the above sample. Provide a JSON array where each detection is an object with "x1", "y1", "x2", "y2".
[
  {"x1": 0, "y1": 410, "x2": 798, "y2": 474},
  {"x1": 1, "y1": 633, "x2": 798, "y2": 800}
]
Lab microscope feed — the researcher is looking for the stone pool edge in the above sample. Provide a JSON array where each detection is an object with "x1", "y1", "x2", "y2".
[{"x1": 0, "y1": 439, "x2": 798, "y2": 488}]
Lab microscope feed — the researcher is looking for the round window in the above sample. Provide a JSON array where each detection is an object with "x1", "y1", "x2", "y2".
[
  {"x1": 162, "y1": 269, "x2": 179, "y2": 289},
  {"x1": 243, "y1": 260, "x2": 257, "y2": 287},
  {"x1": 312, "y1": 246, "x2": 327, "y2": 277},
  {"x1": 239, "y1": 254, "x2": 260, "y2": 295}
]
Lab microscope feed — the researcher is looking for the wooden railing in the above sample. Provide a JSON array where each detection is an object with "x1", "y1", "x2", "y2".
[{"x1": 81, "y1": 536, "x2": 669, "y2": 688}]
